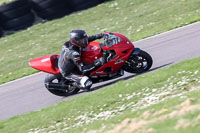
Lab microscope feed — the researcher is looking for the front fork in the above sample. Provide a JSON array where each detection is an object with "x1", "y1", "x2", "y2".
[{"x1": 124, "y1": 48, "x2": 141, "y2": 65}]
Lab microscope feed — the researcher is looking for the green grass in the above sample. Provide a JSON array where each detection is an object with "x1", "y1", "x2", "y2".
[
  {"x1": 0, "y1": 0, "x2": 15, "y2": 5},
  {"x1": 0, "y1": 56, "x2": 200, "y2": 133},
  {"x1": 142, "y1": 92, "x2": 200, "y2": 133},
  {"x1": 0, "y1": 0, "x2": 200, "y2": 84}
]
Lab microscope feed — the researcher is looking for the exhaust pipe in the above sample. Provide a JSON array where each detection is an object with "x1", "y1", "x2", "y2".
[{"x1": 45, "y1": 82, "x2": 68, "y2": 90}]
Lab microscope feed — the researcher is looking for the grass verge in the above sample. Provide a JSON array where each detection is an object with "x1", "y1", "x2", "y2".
[
  {"x1": 0, "y1": 0, "x2": 200, "y2": 85},
  {"x1": 0, "y1": 56, "x2": 200, "y2": 133},
  {"x1": 0, "y1": 0, "x2": 14, "y2": 6}
]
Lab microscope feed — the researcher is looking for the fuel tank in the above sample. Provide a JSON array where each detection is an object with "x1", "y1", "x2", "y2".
[{"x1": 81, "y1": 42, "x2": 103, "y2": 64}]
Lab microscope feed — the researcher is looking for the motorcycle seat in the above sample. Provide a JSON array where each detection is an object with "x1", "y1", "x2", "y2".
[{"x1": 50, "y1": 55, "x2": 59, "y2": 71}]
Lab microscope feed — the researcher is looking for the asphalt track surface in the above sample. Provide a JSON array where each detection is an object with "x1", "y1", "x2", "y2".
[{"x1": 0, "y1": 22, "x2": 200, "y2": 121}]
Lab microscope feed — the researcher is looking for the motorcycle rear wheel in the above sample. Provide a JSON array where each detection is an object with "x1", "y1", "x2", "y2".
[
  {"x1": 123, "y1": 50, "x2": 153, "y2": 73},
  {"x1": 44, "y1": 74, "x2": 80, "y2": 96}
]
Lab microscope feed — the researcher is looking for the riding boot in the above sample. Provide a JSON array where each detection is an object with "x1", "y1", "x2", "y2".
[{"x1": 72, "y1": 80, "x2": 92, "y2": 92}]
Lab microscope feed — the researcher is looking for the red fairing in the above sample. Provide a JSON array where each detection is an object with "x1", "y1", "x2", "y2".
[
  {"x1": 90, "y1": 33, "x2": 134, "y2": 76},
  {"x1": 29, "y1": 55, "x2": 60, "y2": 74}
]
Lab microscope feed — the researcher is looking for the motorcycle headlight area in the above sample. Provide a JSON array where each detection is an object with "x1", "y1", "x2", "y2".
[{"x1": 104, "y1": 34, "x2": 122, "y2": 47}]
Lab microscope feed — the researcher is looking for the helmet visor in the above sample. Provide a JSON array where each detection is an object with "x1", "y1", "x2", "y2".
[{"x1": 78, "y1": 37, "x2": 88, "y2": 48}]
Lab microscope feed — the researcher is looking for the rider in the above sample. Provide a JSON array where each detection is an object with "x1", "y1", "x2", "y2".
[{"x1": 58, "y1": 30, "x2": 105, "y2": 91}]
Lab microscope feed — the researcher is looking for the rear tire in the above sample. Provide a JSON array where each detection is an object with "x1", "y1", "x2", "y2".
[
  {"x1": 123, "y1": 50, "x2": 153, "y2": 73},
  {"x1": 44, "y1": 74, "x2": 80, "y2": 96}
]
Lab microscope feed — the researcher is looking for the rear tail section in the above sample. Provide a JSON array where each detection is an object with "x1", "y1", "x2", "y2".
[{"x1": 29, "y1": 55, "x2": 60, "y2": 74}]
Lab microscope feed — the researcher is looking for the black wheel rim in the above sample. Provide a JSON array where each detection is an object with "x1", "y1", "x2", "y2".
[{"x1": 124, "y1": 55, "x2": 148, "y2": 72}]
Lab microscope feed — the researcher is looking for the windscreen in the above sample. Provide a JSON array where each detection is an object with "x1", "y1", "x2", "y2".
[{"x1": 104, "y1": 34, "x2": 122, "y2": 47}]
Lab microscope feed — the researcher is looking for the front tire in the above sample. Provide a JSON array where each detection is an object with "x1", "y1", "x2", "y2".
[
  {"x1": 44, "y1": 74, "x2": 80, "y2": 96},
  {"x1": 123, "y1": 50, "x2": 153, "y2": 73}
]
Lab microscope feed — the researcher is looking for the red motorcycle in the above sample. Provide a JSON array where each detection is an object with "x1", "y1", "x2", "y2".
[{"x1": 29, "y1": 32, "x2": 153, "y2": 96}]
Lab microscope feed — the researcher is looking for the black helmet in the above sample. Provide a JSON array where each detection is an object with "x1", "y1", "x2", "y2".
[{"x1": 70, "y1": 30, "x2": 88, "y2": 48}]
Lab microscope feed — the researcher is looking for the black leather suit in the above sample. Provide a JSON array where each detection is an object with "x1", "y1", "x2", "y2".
[{"x1": 58, "y1": 33, "x2": 103, "y2": 89}]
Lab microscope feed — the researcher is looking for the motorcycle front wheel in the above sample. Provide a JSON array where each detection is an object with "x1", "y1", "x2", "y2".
[
  {"x1": 44, "y1": 74, "x2": 80, "y2": 96},
  {"x1": 123, "y1": 50, "x2": 153, "y2": 73}
]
